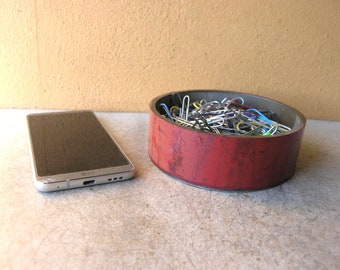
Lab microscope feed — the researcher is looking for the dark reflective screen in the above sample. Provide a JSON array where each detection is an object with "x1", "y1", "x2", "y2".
[{"x1": 28, "y1": 111, "x2": 129, "y2": 177}]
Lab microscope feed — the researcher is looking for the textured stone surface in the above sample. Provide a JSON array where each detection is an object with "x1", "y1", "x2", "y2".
[{"x1": 0, "y1": 110, "x2": 339, "y2": 269}]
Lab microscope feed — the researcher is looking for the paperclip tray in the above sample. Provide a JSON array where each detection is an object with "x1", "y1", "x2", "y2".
[{"x1": 148, "y1": 90, "x2": 306, "y2": 190}]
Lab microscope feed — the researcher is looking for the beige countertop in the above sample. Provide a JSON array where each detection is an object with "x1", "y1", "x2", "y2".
[{"x1": 0, "y1": 109, "x2": 339, "y2": 269}]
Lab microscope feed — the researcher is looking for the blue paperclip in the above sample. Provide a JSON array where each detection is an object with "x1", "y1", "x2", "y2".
[
  {"x1": 247, "y1": 108, "x2": 274, "y2": 125},
  {"x1": 159, "y1": 103, "x2": 174, "y2": 122}
]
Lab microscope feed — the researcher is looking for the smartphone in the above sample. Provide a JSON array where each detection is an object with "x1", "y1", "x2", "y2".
[{"x1": 27, "y1": 110, "x2": 135, "y2": 192}]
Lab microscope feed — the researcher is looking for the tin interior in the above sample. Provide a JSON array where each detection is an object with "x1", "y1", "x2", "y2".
[{"x1": 151, "y1": 90, "x2": 306, "y2": 133}]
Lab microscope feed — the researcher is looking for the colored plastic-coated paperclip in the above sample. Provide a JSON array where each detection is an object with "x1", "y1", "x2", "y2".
[{"x1": 158, "y1": 94, "x2": 291, "y2": 137}]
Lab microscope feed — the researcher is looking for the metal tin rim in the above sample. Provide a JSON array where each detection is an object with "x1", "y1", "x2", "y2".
[{"x1": 150, "y1": 89, "x2": 306, "y2": 139}]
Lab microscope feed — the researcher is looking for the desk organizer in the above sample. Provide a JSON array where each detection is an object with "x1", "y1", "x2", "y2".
[{"x1": 148, "y1": 90, "x2": 306, "y2": 190}]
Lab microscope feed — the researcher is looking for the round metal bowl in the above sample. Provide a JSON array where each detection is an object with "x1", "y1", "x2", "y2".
[{"x1": 148, "y1": 90, "x2": 306, "y2": 190}]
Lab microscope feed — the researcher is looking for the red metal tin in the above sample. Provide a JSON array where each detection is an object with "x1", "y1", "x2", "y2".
[{"x1": 148, "y1": 90, "x2": 306, "y2": 190}]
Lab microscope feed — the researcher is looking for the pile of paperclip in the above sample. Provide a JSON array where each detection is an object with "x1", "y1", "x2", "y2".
[{"x1": 158, "y1": 94, "x2": 291, "y2": 136}]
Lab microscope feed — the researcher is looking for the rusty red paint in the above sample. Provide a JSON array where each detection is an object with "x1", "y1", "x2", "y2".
[{"x1": 148, "y1": 90, "x2": 306, "y2": 191}]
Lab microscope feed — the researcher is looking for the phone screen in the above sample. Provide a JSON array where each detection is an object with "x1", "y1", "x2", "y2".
[{"x1": 27, "y1": 111, "x2": 130, "y2": 177}]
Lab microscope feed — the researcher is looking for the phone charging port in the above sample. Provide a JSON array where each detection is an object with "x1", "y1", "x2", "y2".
[{"x1": 83, "y1": 180, "x2": 95, "y2": 185}]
